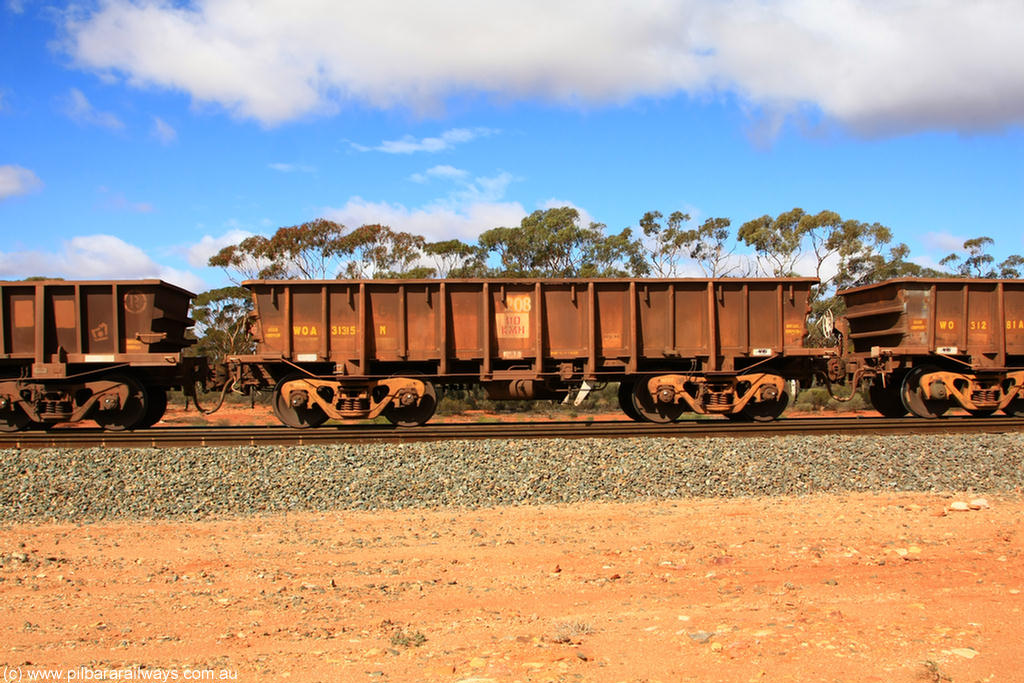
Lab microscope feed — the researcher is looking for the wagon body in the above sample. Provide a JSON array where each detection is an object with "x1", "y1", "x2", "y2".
[
  {"x1": 0, "y1": 280, "x2": 202, "y2": 430},
  {"x1": 242, "y1": 277, "x2": 818, "y2": 378},
  {"x1": 841, "y1": 278, "x2": 1024, "y2": 367},
  {"x1": 233, "y1": 278, "x2": 823, "y2": 425},
  {"x1": 838, "y1": 278, "x2": 1024, "y2": 417},
  {"x1": 0, "y1": 279, "x2": 196, "y2": 372}
]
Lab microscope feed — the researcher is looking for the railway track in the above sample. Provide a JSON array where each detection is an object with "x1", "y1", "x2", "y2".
[{"x1": 2, "y1": 416, "x2": 1023, "y2": 449}]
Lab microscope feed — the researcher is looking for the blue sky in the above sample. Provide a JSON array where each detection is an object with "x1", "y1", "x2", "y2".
[{"x1": 1, "y1": 0, "x2": 1022, "y2": 292}]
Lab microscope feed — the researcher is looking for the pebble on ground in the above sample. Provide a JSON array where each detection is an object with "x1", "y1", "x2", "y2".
[{"x1": 1, "y1": 433, "x2": 1022, "y2": 522}]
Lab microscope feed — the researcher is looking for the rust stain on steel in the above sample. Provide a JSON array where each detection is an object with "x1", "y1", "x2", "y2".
[
  {"x1": 0, "y1": 279, "x2": 196, "y2": 368},
  {"x1": 241, "y1": 277, "x2": 819, "y2": 381},
  {"x1": 841, "y1": 278, "x2": 1024, "y2": 366}
]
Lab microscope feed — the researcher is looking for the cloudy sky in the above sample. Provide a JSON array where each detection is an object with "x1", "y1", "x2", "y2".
[{"x1": 1, "y1": 0, "x2": 1022, "y2": 291}]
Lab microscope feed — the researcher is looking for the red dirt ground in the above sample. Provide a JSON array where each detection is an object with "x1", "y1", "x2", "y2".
[{"x1": 2, "y1": 493, "x2": 1021, "y2": 683}]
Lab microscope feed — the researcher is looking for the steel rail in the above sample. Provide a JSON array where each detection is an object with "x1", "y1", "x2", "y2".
[{"x1": 1, "y1": 416, "x2": 1023, "y2": 449}]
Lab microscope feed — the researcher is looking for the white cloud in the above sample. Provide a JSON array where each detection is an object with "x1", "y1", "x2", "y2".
[
  {"x1": 921, "y1": 231, "x2": 967, "y2": 253},
  {"x1": 353, "y1": 127, "x2": 496, "y2": 154},
  {"x1": 186, "y1": 228, "x2": 254, "y2": 268},
  {"x1": 98, "y1": 187, "x2": 153, "y2": 213},
  {"x1": 151, "y1": 116, "x2": 177, "y2": 144},
  {"x1": 268, "y1": 162, "x2": 315, "y2": 173},
  {"x1": 7, "y1": 0, "x2": 25, "y2": 14},
  {"x1": 322, "y1": 166, "x2": 524, "y2": 241},
  {"x1": 64, "y1": 88, "x2": 124, "y2": 130},
  {"x1": 63, "y1": 1, "x2": 1024, "y2": 134},
  {"x1": 910, "y1": 253, "x2": 948, "y2": 272},
  {"x1": 538, "y1": 198, "x2": 596, "y2": 231},
  {"x1": 0, "y1": 164, "x2": 43, "y2": 200},
  {"x1": 323, "y1": 197, "x2": 525, "y2": 243},
  {"x1": 410, "y1": 165, "x2": 469, "y2": 183},
  {"x1": 0, "y1": 235, "x2": 205, "y2": 291}
]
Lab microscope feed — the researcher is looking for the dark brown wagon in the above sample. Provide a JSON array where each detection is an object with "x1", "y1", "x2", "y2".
[
  {"x1": 838, "y1": 278, "x2": 1024, "y2": 418},
  {"x1": 227, "y1": 277, "x2": 830, "y2": 427},
  {"x1": 0, "y1": 280, "x2": 204, "y2": 431}
]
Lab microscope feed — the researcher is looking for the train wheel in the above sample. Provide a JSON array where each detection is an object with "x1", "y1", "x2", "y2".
[
  {"x1": 740, "y1": 391, "x2": 790, "y2": 422},
  {"x1": 0, "y1": 405, "x2": 31, "y2": 432},
  {"x1": 382, "y1": 381, "x2": 437, "y2": 426},
  {"x1": 272, "y1": 375, "x2": 329, "y2": 428},
  {"x1": 1003, "y1": 398, "x2": 1024, "y2": 417},
  {"x1": 900, "y1": 366, "x2": 949, "y2": 418},
  {"x1": 631, "y1": 382, "x2": 685, "y2": 423},
  {"x1": 93, "y1": 374, "x2": 149, "y2": 431},
  {"x1": 617, "y1": 381, "x2": 644, "y2": 422},
  {"x1": 139, "y1": 388, "x2": 168, "y2": 428},
  {"x1": 868, "y1": 380, "x2": 908, "y2": 418}
]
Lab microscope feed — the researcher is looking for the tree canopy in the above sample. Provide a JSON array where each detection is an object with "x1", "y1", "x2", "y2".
[
  {"x1": 207, "y1": 207, "x2": 1022, "y2": 288},
  {"x1": 189, "y1": 286, "x2": 255, "y2": 364},
  {"x1": 198, "y1": 205, "x2": 1023, "y2": 351}
]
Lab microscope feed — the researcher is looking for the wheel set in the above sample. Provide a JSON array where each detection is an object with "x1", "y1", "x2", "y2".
[
  {"x1": 272, "y1": 375, "x2": 439, "y2": 428},
  {"x1": 0, "y1": 373, "x2": 170, "y2": 432},
  {"x1": 867, "y1": 366, "x2": 1024, "y2": 419},
  {"x1": 617, "y1": 379, "x2": 789, "y2": 423}
]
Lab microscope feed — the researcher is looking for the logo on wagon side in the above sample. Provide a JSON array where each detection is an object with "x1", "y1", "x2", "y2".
[
  {"x1": 91, "y1": 322, "x2": 109, "y2": 342},
  {"x1": 123, "y1": 291, "x2": 148, "y2": 314}
]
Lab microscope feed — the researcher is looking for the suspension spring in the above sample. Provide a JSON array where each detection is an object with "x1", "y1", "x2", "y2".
[
  {"x1": 339, "y1": 396, "x2": 369, "y2": 412},
  {"x1": 971, "y1": 389, "x2": 999, "y2": 405},
  {"x1": 706, "y1": 391, "x2": 733, "y2": 407}
]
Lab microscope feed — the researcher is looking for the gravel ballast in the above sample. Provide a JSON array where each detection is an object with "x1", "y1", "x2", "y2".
[{"x1": 2, "y1": 433, "x2": 1023, "y2": 522}]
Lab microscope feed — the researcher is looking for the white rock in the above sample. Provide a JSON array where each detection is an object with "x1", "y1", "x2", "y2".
[
  {"x1": 969, "y1": 498, "x2": 990, "y2": 510},
  {"x1": 949, "y1": 501, "x2": 970, "y2": 511}
]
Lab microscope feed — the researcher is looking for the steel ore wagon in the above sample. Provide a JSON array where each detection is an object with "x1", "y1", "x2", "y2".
[
  {"x1": 838, "y1": 278, "x2": 1024, "y2": 417},
  {"x1": 0, "y1": 279, "x2": 205, "y2": 431},
  {"x1": 227, "y1": 278, "x2": 829, "y2": 427}
]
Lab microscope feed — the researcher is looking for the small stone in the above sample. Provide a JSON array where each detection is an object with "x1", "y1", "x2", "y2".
[
  {"x1": 710, "y1": 642, "x2": 723, "y2": 652},
  {"x1": 948, "y1": 647, "x2": 978, "y2": 659},
  {"x1": 969, "y1": 498, "x2": 990, "y2": 510},
  {"x1": 688, "y1": 631, "x2": 714, "y2": 644},
  {"x1": 469, "y1": 657, "x2": 487, "y2": 669},
  {"x1": 949, "y1": 501, "x2": 970, "y2": 511}
]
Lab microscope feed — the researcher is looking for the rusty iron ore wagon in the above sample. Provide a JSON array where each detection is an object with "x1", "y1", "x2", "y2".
[
  {"x1": 226, "y1": 277, "x2": 833, "y2": 427},
  {"x1": 0, "y1": 280, "x2": 205, "y2": 431},
  {"x1": 838, "y1": 278, "x2": 1024, "y2": 418}
]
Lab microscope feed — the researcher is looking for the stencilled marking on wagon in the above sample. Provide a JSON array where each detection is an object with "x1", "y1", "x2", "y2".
[{"x1": 497, "y1": 294, "x2": 531, "y2": 339}]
